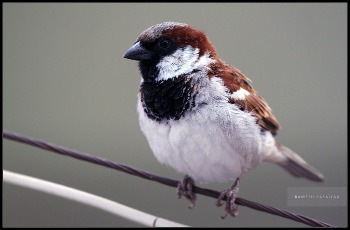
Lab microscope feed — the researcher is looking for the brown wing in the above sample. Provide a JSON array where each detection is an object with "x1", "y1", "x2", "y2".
[{"x1": 210, "y1": 61, "x2": 280, "y2": 135}]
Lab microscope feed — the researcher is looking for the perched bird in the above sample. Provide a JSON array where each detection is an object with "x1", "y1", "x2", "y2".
[{"x1": 123, "y1": 22, "x2": 324, "y2": 218}]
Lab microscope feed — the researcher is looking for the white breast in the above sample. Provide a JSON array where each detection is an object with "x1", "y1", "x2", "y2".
[{"x1": 137, "y1": 77, "x2": 263, "y2": 183}]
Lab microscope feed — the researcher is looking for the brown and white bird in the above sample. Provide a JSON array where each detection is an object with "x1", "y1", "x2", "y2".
[{"x1": 123, "y1": 22, "x2": 324, "y2": 218}]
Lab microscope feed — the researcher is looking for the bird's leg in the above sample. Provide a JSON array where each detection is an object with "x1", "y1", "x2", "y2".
[
  {"x1": 216, "y1": 178, "x2": 240, "y2": 218},
  {"x1": 177, "y1": 175, "x2": 196, "y2": 209}
]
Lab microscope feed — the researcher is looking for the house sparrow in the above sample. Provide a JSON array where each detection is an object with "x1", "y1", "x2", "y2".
[{"x1": 123, "y1": 22, "x2": 324, "y2": 218}]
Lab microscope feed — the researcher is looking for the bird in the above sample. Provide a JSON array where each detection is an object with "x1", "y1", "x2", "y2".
[{"x1": 123, "y1": 21, "x2": 324, "y2": 218}]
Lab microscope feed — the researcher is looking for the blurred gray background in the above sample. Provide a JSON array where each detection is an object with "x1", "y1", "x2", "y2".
[{"x1": 3, "y1": 3, "x2": 347, "y2": 227}]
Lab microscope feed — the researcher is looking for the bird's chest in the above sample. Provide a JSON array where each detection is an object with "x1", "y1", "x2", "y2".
[
  {"x1": 137, "y1": 97, "x2": 263, "y2": 183},
  {"x1": 140, "y1": 76, "x2": 195, "y2": 122}
]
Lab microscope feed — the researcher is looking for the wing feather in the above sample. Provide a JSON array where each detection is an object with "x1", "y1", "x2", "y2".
[{"x1": 210, "y1": 61, "x2": 280, "y2": 135}]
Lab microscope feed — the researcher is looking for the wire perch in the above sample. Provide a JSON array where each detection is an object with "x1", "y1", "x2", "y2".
[{"x1": 3, "y1": 130, "x2": 336, "y2": 227}]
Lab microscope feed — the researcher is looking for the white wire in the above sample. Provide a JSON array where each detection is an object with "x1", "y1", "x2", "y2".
[{"x1": 3, "y1": 170, "x2": 188, "y2": 227}]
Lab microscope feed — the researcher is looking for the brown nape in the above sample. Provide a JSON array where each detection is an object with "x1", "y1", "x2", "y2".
[{"x1": 163, "y1": 27, "x2": 218, "y2": 57}]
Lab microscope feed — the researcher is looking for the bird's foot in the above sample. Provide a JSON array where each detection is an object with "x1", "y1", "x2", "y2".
[
  {"x1": 216, "y1": 178, "x2": 240, "y2": 219},
  {"x1": 177, "y1": 175, "x2": 196, "y2": 209}
]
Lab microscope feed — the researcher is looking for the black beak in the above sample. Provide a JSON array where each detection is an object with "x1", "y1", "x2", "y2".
[{"x1": 123, "y1": 41, "x2": 152, "y2": 61}]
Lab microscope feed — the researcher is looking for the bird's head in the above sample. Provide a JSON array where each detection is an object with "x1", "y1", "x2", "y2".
[{"x1": 123, "y1": 22, "x2": 217, "y2": 82}]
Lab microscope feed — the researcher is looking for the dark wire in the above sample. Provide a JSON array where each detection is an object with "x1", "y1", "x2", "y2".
[{"x1": 3, "y1": 130, "x2": 336, "y2": 227}]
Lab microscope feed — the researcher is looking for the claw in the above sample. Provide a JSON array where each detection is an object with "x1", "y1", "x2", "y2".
[
  {"x1": 216, "y1": 178, "x2": 240, "y2": 218},
  {"x1": 177, "y1": 175, "x2": 196, "y2": 209}
]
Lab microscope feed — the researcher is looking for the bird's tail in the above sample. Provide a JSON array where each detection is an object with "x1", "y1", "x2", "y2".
[{"x1": 263, "y1": 141, "x2": 324, "y2": 182}]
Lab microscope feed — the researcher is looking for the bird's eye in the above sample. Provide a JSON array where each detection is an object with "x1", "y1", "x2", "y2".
[{"x1": 159, "y1": 40, "x2": 170, "y2": 49}]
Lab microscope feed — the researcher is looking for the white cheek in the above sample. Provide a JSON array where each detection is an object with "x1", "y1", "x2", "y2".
[{"x1": 155, "y1": 46, "x2": 213, "y2": 81}]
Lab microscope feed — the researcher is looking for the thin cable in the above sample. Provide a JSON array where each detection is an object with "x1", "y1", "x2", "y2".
[{"x1": 3, "y1": 130, "x2": 336, "y2": 227}]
